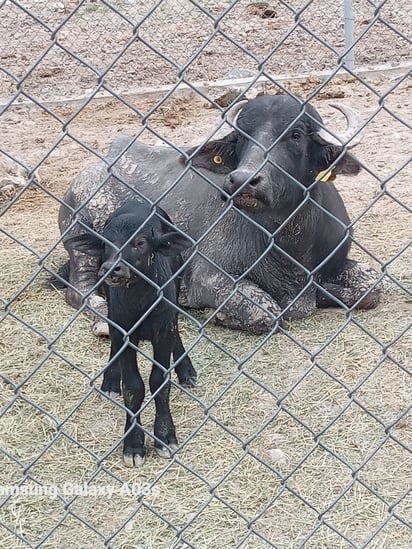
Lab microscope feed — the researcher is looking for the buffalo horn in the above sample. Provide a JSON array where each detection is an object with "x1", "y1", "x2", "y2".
[
  {"x1": 212, "y1": 100, "x2": 248, "y2": 139},
  {"x1": 317, "y1": 103, "x2": 364, "y2": 148}
]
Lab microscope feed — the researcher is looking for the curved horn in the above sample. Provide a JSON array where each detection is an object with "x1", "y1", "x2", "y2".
[
  {"x1": 212, "y1": 100, "x2": 248, "y2": 139},
  {"x1": 317, "y1": 103, "x2": 364, "y2": 148}
]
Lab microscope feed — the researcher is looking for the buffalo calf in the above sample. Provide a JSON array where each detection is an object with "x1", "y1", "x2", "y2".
[{"x1": 66, "y1": 199, "x2": 196, "y2": 467}]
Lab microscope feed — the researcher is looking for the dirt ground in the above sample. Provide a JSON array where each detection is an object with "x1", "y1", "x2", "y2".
[
  {"x1": 0, "y1": 0, "x2": 411, "y2": 102},
  {"x1": 0, "y1": 70, "x2": 411, "y2": 548}
]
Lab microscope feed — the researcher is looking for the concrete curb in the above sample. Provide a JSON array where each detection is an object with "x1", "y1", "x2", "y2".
[{"x1": 1, "y1": 62, "x2": 410, "y2": 110}]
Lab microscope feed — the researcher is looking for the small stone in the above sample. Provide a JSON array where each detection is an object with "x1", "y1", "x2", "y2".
[
  {"x1": 225, "y1": 68, "x2": 257, "y2": 80},
  {"x1": 52, "y1": 2, "x2": 65, "y2": 11},
  {"x1": 268, "y1": 448, "x2": 288, "y2": 465},
  {"x1": 214, "y1": 90, "x2": 245, "y2": 107}
]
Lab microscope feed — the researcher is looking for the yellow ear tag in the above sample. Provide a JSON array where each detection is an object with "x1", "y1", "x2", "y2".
[
  {"x1": 315, "y1": 168, "x2": 334, "y2": 182},
  {"x1": 213, "y1": 155, "x2": 223, "y2": 165}
]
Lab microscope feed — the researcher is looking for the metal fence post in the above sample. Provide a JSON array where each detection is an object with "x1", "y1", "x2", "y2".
[{"x1": 344, "y1": 0, "x2": 355, "y2": 70}]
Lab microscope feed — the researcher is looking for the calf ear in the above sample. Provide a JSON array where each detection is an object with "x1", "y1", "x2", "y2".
[
  {"x1": 327, "y1": 146, "x2": 362, "y2": 175},
  {"x1": 155, "y1": 232, "x2": 192, "y2": 256},
  {"x1": 180, "y1": 134, "x2": 238, "y2": 174},
  {"x1": 64, "y1": 233, "x2": 104, "y2": 256}
]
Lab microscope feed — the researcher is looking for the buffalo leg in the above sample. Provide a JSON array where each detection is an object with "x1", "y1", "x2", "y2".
[
  {"x1": 66, "y1": 248, "x2": 109, "y2": 336},
  {"x1": 186, "y1": 272, "x2": 284, "y2": 334},
  {"x1": 317, "y1": 259, "x2": 381, "y2": 310},
  {"x1": 281, "y1": 285, "x2": 317, "y2": 321},
  {"x1": 151, "y1": 338, "x2": 178, "y2": 458}
]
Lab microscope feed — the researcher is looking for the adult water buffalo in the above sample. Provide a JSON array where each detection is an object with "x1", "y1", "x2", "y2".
[{"x1": 58, "y1": 94, "x2": 381, "y2": 335}]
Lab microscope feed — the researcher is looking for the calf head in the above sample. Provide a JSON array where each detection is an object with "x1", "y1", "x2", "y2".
[
  {"x1": 66, "y1": 212, "x2": 192, "y2": 288},
  {"x1": 185, "y1": 94, "x2": 363, "y2": 216}
]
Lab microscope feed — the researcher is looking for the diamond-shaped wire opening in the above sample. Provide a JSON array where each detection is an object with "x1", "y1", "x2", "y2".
[{"x1": 1, "y1": 0, "x2": 411, "y2": 547}]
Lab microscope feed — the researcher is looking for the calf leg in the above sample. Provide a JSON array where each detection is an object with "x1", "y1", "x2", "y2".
[
  {"x1": 151, "y1": 338, "x2": 178, "y2": 458},
  {"x1": 101, "y1": 334, "x2": 122, "y2": 397},
  {"x1": 121, "y1": 345, "x2": 146, "y2": 468},
  {"x1": 317, "y1": 259, "x2": 381, "y2": 310},
  {"x1": 173, "y1": 329, "x2": 197, "y2": 388},
  {"x1": 173, "y1": 277, "x2": 197, "y2": 386},
  {"x1": 102, "y1": 328, "x2": 146, "y2": 467}
]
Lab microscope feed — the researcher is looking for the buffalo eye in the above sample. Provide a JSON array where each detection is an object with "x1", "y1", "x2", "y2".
[
  {"x1": 291, "y1": 130, "x2": 302, "y2": 141},
  {"x1": 132, "y1": 236, "x2": 148, "y2": 251}
]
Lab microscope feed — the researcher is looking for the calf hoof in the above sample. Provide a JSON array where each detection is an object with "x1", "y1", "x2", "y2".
[
  {"x1": 92, "y1": 319, "x2": 110, "y2": 337},
  {"x1": 155, "y1": 442, "x2": 179, "y2": 459},
  {"x1": 101, "y1": 389, "x2": 121, "y2": 399},
  {"x1": 101, "y1": 379, "x2": 121, "y2": 398},
  {"x1": 180, "y1": 375, "x2": 197, "y2": 388},
  {"x1": 175, "y1": 357, "x2": 197, "y2": 388},
  {"x1": 123, "y1": 448, "x2": 146, "y2": 468}
]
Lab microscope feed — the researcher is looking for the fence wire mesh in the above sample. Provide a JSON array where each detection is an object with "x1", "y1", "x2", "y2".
[{"x1": 0, "y1": 0, "x2": 411, "y2": 547}]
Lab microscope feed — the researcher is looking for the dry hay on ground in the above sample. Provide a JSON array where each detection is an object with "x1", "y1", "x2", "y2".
[{"x1": 0, "y1": 77, "x2": 411, "y2": 547}]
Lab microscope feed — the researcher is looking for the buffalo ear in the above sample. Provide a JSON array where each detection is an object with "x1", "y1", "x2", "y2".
[
  {"x1": 180, "y1": 133, "x2": 238, "y2": 174},
  {"x1": 327, "y1": 146, "x2": 362, "y2": 175},
  {"x1": 64, "y1": 232, "x2": 104, "y2": 256},
  {"x1": 155, "y1": 231, "x2": 192, "y2": 256}
]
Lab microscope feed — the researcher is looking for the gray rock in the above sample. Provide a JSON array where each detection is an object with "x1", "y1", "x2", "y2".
[{"x1": 224, "y1": 69, "x2": 257, "y2": 80}]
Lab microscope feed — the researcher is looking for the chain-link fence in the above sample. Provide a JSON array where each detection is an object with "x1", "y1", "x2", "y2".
[{"x1": 1, "y1": 1, "x2": 411, "y2": 547}]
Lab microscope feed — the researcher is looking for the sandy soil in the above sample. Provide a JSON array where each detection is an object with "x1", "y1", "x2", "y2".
[{"x1": 0, "y1": 0, "x2": 411, "y2": 102}]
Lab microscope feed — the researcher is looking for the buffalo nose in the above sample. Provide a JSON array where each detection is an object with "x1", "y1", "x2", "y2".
[
  {"x1": 229, "y1": 169, "x2": 262, "y2": 192},
  {"x1": 99, "y1": 262, "x2": 129, "y2": 279},
  {"x1": 111, "y1": 265, "x2": 123, "y2": 275}
]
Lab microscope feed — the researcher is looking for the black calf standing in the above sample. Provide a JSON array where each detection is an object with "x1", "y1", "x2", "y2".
[{"x1": 66, "y1": 199, "x2": 197, "y2": 467}]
